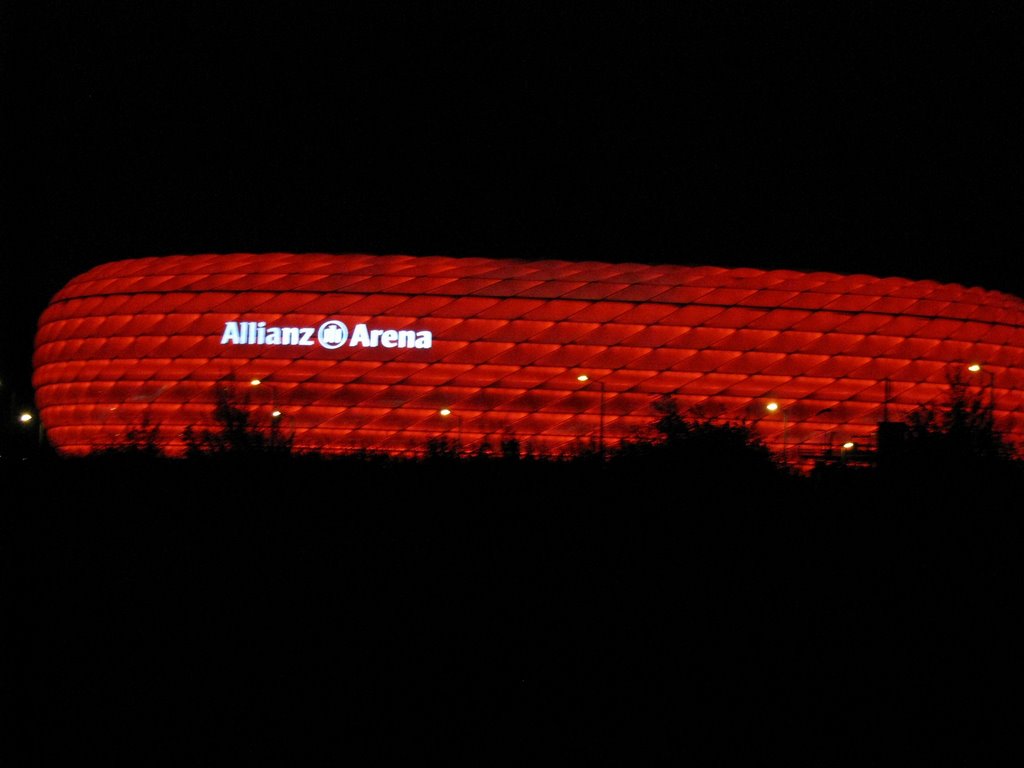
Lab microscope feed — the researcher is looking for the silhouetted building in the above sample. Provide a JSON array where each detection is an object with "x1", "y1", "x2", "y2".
[{"x1": 876, "y1": 421, "x2": 910, "y2": 468}]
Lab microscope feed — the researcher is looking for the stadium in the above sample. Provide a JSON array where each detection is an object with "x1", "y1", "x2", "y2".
[{"x1": 33, "y1": 253, "x2": 1024, "y2": 462}]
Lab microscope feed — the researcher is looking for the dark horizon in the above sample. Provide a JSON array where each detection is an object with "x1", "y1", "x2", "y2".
[{"x1": 6, "y1": 430, "x2": 1022, "y2": 761}]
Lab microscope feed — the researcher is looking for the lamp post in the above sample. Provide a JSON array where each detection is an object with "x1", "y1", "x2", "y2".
[
  {"x1": 250, "y1": 378, "x2": 281, "y2": 416},
  {"x1": 967, "y1": 363, "x2": 996, "y2": 409},
  {"x1": 251, "y1": 378, "x2": 285, "y2": 446},
  {"x1": 439, "y1": 408, "x2": 462, "y2": 453},
  {"x1": 19, "y1": 410, "x2": 43, "y2": 448},
  {"x1": 576, "y1": 375, "x2": 606, "y2": 458},
  {"x1": 840, "y1": 441, "x2": 855, "y2": 463},
  {"x1": 766, "y1": 401, "x2": 788, "y2": 463}
]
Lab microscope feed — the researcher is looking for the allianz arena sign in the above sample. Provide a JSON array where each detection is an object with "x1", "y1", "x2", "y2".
[{"x1": 219, "y1": 319, "x2": 433, "y2": 350}]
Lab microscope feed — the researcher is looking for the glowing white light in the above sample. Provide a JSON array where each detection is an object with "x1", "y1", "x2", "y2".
[
  {"x1": 843, "y1": 441, "x2": 855, "y2": 450},
  {"x1": 19, "y1": 412, "x2": 33, "y2": 423},
  {"x1": 271, "y1": 410, "x2": 282, "y2": 418},
  {"x1": 577, "y1": 374, "x2": 589, "y2": 382},
  {"x1": 967, "y1": 363, "x2": 981, "y2": 373},
  {"x1": 439, "y1": 408, "x2": 452, "y2": 416},
  {"x1": 250, "y1": 378, "x2": 262, "y2": 386},
  {"x1": 766, "y1": 402, "x2": 779, "y2": 412}
]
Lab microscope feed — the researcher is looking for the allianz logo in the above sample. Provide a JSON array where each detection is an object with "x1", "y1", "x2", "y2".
[{"x1": 219, "y1": 320, "x2": 433, "y2": 349}]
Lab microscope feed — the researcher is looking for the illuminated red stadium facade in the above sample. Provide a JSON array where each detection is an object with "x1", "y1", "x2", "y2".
[{"x1": 34, "y1": 253, "x2": 1024, "y2": 461}]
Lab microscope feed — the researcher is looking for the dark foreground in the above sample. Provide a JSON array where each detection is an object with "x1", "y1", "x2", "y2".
[{"x1": 4, "y1": 455, "x2": 1021, "y2": 763}]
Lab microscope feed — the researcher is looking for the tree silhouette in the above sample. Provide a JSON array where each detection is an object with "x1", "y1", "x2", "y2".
[
  {"x1": 424, "y1": 434, "x2": 460, "y2": 461},
  {"x1": 500, "y1": 428, "x2": 521, "y2": 461},
  {"x1": 900, "y1": 372, "x2": 1017, "y2": 469},
  {"x1": 90, "y1": 414, "x2": 164, "y2": 459},
  {"x1": 616, "y1": 394, "x2": 779, "y2": 476},
  {"x1": 183, "y1": 384, "x2": 293, "y2": 457}
]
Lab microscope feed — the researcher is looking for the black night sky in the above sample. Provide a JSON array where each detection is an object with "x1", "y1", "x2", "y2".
[{"x1": 3, "y1": 4, "x2": 1023, "y2": 396}]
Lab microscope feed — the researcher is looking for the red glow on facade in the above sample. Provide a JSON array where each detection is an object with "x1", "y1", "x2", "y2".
[{"x1": 33, "y1": 253, "x2": 1024, "y2": 460}]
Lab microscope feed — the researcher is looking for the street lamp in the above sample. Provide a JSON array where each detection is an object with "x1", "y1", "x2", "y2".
[
  {"x1": 251, "y1": 379, "x2": 286, "y2": 450},
  {"x1": 19, "y1": 410, "x2": 43, "y2": 448},
  {"x1": 250, "y1": 378, "x2": 281, "y2": 416},
  {"x1": 439, "y1": 408, "x2": 462, "y2": 451},
  {"x1": 576, "y1": 374, "x2": 606, "y2": 458},
  {"x1": 967, "y1": 363, "x2": 996, "y2": 408},
  {"x1": 766, "y1": 401, "x2": 788, "y2": 463},
  {"x1": 840, "y1": 441, "x2": 855, "y2": 463}
]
